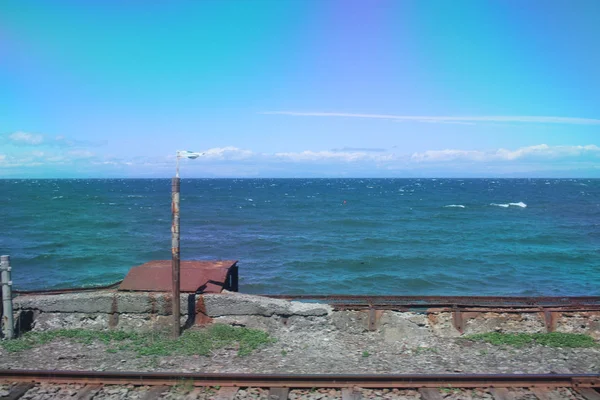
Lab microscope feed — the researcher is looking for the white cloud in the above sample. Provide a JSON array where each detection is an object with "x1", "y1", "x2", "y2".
[
  {"x1": 261, "y1": 111, "x2": 600, "y2": 125},
  {"x1": 170, "y1": 144, "x2": 600, "y2": 166},
  {"x1": 411, "y1": 144, "x2": 600, "y2": 163},
  {"x1": 9, "y1": 131, "x2": 44, "y2": 145},
  {"x1": 67, "y1": 149, "x2": 95, "y2": 159},
  {"x1": 201, "y1": 147, "x2": 254, "y2": 160},
  {"x1": 3, "y1": 142, "x2": 599, "y2": 177},
  {"x1": 331, "y1": 147, "x2": 387, "y2": 153},
  {"x1": 495, "y1": 144, "x2": 600, "y2": 160},
  {"x1": 411, "y1": 149, "x2": 486, "y2": 162},
  {"x1": 274, "y1": 150, "x2": 394, "y2": 163}
]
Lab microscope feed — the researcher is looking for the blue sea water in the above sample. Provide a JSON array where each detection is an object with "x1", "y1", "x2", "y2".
[{"x1": 0, "y1": 178, "x2": 599, "y2": 296}]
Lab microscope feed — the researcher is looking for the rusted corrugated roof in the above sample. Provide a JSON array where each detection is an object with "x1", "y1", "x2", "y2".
[{"x1": 118, "y1": 260, "x2": 238, "y2": 293}]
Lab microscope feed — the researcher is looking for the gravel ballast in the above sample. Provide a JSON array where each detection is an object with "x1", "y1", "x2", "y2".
[{"x1": 1, "y1": 316, "x2": 598, "y2": 375}]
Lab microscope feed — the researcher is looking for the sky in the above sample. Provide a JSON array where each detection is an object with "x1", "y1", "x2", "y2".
[{"x1": 1, "y1": 0, "x2": 600, "y2": 178}]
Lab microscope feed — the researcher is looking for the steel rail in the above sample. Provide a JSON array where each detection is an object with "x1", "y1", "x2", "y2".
[
  {"x1": 0, "y1": 370, "x2": 599, "y2": 389},
  {"x1": 263, "y1": 295, "x2": 600, "y2": 309},
  {"x1": 12, "y1": 287, "x2": 600, "y2": 309}
]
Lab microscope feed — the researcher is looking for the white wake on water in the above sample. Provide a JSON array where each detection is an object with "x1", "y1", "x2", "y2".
[
  {"x1": 444, "y1": 204, "x2": 465, "y2": 208},
  {"x1": 490, "y1": 202, "x2": 527, "y2": 208},
  {"x1": 509, "y1": 202, "x2": 527, "y2": 208}
]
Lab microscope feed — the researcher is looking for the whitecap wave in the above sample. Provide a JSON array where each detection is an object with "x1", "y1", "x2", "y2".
[
  {"x1": 490, "y1": 202, "x2": 527, "y2": 208},
  {"x1": 509, "y1": 202, "x2": 527, "y2": 208},
  {"x1": 444, "y1": 204, "x2": 465, "y2": 208}
]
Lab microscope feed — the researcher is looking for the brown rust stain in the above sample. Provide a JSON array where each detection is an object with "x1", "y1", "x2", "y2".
[
  {"x1": 462, "y1": 312, "x2": 480, "y2": 321},
  {"x1": 452, "y1": 310, "x2": 463, "y2": 334},
  {"x1": 108, "y1": 295, "x2": 119, "y2": 328},
  {"x1": 456, "y1": 312, "x2": 481, "y2": 333},
  {"x1": 367, "y1": 309, "x2": 384, "y2": 331},
  {"x1": 163, "y1": 294, "x2": 173, "y2": 315},
  {"x1": 540, "y1": 311, "x2": 560, "y2": 332},
  {"x1": 149, "y1": 293, "x2": 157, "y2": 315},
  {"x1": 427, "y1": 313, "x2": 439, "y2": 325},
  {"x1": 194, "y1": 295, "x2": 213, "y2": 326}
]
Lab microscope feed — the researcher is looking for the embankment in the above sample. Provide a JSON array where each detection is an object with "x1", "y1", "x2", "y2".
[{"x1": 10, "y1": 291, "x2": 600, "y2": 340}]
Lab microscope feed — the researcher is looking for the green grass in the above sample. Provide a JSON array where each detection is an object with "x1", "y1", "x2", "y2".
[
  {"x1": 440, "y1": 387, "x2": 461, "y2": 394},
  {"x1": 414, "y1": 346, "x2": 438, "y2": 355},
  {"x1": 466, "y1": 332, "x2": 598, "y2": 348},
  {"x1": 362, "y1": 350, "x2": 370, "y2": 357},
  {"x1": 0, "y1": 324, "x2": 275, "y2": 357}
]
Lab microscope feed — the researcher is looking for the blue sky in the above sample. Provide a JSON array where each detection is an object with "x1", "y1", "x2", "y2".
[{"x1": 1, "y1": 0, "x2": 599, "y2": 178}]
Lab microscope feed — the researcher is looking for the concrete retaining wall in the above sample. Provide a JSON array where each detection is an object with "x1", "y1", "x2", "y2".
[{"x1": 10, "y1": 291, "x2": 600, "y2": 339}]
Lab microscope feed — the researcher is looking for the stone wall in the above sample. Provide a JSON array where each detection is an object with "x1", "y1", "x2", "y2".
[{"x1": 9, "y1": 290, "x2": 600, "y2": 339}]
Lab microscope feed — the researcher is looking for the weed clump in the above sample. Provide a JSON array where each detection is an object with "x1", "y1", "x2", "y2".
[
  {"x1": 0, "y1": 324, "x2": 275, "y2": 357},
  {"x1": 465, "y1": 332, "x2": 598, "y2": 348}
]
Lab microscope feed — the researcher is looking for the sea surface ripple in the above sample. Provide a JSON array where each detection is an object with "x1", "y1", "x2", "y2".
[{"x1": 1, "y1": 178, "x2": 599, "y2": 296}]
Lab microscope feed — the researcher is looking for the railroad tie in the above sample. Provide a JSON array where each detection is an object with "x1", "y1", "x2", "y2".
[
  {"x1": 183, "y1": 387, "x2": 206, "y2": 400},
  {"x1": 72, "y1": 384, "x2": 102, "y2": 400},
  {"x1": 341, "y1": 387, "x2": 362, "y2": 400},
  {"x1": 139, "y1": 385, "x2": 169, "y2": 400},
  {"x1": 418, "y1": 388, "x2": 444, "y2": 400},
  {"x1": 575, "y1": 388, "x2": 600, "y2": 400},
  {"x1": 213, "y1": 386, "x2": 239, "y2": 400},
  {"x1": 530, "y1": 387, "x2": 564, "y2": 400},
  {"x1": 489, "y1": 387, "x2": 515, "y2": 400},
  {"x1": 1, "y1": 383, "x2": 35, "y2": 400},
  {"x1": 269, "y1": 387, "x2": 290, "y2": 399}
]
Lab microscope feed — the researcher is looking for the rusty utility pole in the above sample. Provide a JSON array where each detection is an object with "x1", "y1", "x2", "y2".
[
  {"x1": 171, "y1": 150, "x2": 203, "y2": 338},
  {"x1": 171, "y1": 177, "x2": 181, "y2": 338}
]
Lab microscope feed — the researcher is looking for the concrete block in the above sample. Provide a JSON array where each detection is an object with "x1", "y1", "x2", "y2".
[
  {"x1": 32, "y1": 313, "x2": 110, "y2": 331},
  {"x1": 428, "y1": 312, "x2": 462, "y2": 337},
  {"x1": 14, "y1": 291, "x2": 192, "y2": 316},
  {"x1": 14, "y1": 292, "x2": 116, "y2": 314},
  {"x1": 380, "y1": 311, "x2": 432, "y2": 344},
  {"x1": 212, "y1": 315, "x2": 284, "y2": 333},
  {"x1": 463, "y1": 313, "x2": 545, "y2": 335},
  {"x1": 202, "y1": 293, "x2": 332, "y2": 317},
  {"x1": 331, "y1": 311, "x2": 369, "y2": 334},
  {"x1": 556, "y1": 312, "x2": 600, "y2": 340},
  {"x1": 286, "y1": 315, "x2": 330, "y2": 331}
]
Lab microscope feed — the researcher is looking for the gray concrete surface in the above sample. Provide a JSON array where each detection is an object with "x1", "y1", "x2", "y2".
[
  {"x1": 202, "y1": 292, "x2": 332, "y2": 317},
  {"x1": 10, "y1": 291, "x2": 600, "y2": 340}
]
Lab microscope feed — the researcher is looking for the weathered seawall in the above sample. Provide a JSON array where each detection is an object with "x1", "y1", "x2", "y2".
[{"x1": 10, "y1": 291, "x2": 600, "y2": 340}]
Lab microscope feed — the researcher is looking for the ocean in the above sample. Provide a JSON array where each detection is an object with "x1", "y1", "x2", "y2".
[{"x1": 1, "y1": 178, "x2": 598, "y2": 296}]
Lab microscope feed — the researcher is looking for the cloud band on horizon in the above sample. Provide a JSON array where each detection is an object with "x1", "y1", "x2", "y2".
[{"x1": 261, "y1": 112, "x2": 600, "y2": 125}]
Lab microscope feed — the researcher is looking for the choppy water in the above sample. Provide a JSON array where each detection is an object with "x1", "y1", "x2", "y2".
[{"x1": 1, "y1": 178, "x2": 599, "y2": 295}]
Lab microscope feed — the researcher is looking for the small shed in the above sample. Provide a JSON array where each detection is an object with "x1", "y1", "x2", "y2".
[{"x1": 118, "y1": 260, "x2": 238, "y2": 293}]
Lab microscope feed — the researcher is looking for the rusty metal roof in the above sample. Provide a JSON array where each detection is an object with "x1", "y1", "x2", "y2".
[{"x1": 118, "y1": 260, "x2": 237, "y2": 293}]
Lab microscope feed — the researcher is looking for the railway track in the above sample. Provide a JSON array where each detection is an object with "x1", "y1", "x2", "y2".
[
  {"x1": 264, "y1": 295, "x2": 600, "y2": 311},
  {"x1": 1, "y1": 370, "x2": 599, "y2": 400}
]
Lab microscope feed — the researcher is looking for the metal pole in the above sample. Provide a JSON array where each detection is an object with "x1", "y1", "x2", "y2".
[
  {"x1": 1, "y1": 255, "x2": 14, "y2": 339},
  {"x1": 171, "y1": 177, "x2": 181, "y2": 338}
]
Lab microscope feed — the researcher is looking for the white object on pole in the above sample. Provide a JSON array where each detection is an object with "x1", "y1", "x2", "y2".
[{"x1": 175, "y1": 150, "x2": 204, "y2": 177}]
